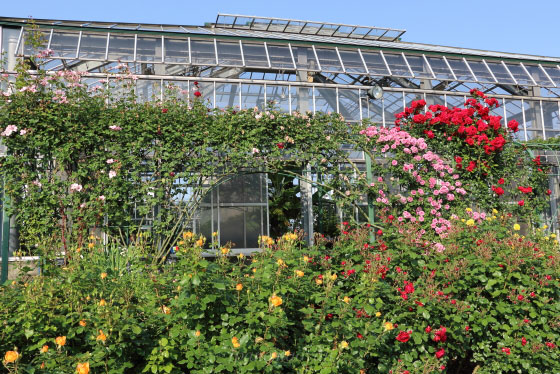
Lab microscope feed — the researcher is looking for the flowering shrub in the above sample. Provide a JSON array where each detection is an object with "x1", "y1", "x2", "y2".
[{"x1": 1, "y1": 215, "x2": 558, "y2": 373}]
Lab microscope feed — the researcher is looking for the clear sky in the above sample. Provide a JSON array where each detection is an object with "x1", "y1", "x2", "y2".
[{"x1": 2, "y1": 0, "x2": 559, "y2": 58}]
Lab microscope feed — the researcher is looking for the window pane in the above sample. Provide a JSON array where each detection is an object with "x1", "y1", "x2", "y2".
[
  {"x1": 486, "y1": 61, "x2": 515, "y2": 84},
  {"x1": 504, "y1": 99, "x2": 525, "y2": 141},
  {"x1": 242, "y1": 42, "x2": 268, "y2": 67},
  {"x1": 384, "y1": 52, "x2": 412, "y2": 77},
  {"x1": 314, "y1": 87, "x2": 337, "y2": 113},
  {"x1": 542, "y1": 101, "x2": 560, "y2": 131},
  {"x1": 338, "y1": 49, "x2": 367, "y2": 74},
  {"x1": 292, "y1": 46, "x2": 320, "y2": 71},
  {"x1": 107, "y1": 34, "x2": 134, "y2": 61},
  {"x1": 314, "y1": 47, "x2": 343, "y2": 73},
  {"x1": 136, "y1": 36, "x2": 160, "y2": 62},
  {"x1": 78, "y1": 33, "x2": 107, "y2": 59},
  {"x1": 21, "y1": 29, "x2": 49, "y2": 56},
  {"x1": 190, "y1": 39, "x2": 216, "y2": 65},
  {"x1": 164, "y1": 37, "x2": 189, "y2": 64},
  {"x1": 381, "y1": 91, "x2": 402, "y2": 126},
  {"x1": 426, "y1": 56, "x2": 454, "y2": 80},
  {"x1": 217, "y1": 41, "x2": 243, "y2": 66},
  {"x1": 446, "y1": 94, "x2": 466, "y2": 109},
  {"x1": 245, "y1": 207, "x2": 263, "y2": 248},
  {"x1": 523, "y1": 100, "x2": 544, "y2": 140},
  {"x1": 50, "y1": 31, "x2": 78, "y2": 59},
  {"x1": 505, "y1": 63, "x2": 533, "y2": 86},
  {"x1": 266, "y1": 85, "x2": 290, "y2": 112},
  {"x1": 405, "y1": 54, "x2": 433, "y2": 79},
  {"x1": 267, "y1": 44, "x2": 294, "y2": 70},
  {"x1": 524, "y1": 64, "x2": 555, "y2": 87},
  {"x1": 215, "y1": 82, "x2": 238, "y2": 109},
  {"x1": 446, "y1": 58, "x2": 475, "y2": 81},
  {"x1": 292, "y1": 86, "x2": 313, "y2": 113},
  {"x1": 361, "y1": 50, "x2": 389, "y2": 76},
  {"x1": 338, "y1": 89, "x2": 361, "y2": 122},
  {"x1": 542, "y1": 66, "x2": 560, "y2": 86},
  {"x1": 466, "y1": 60, "x2": 495, "y2": 83},
  {"x1": 241, "y1": 84, "x2": 266, "y2": 109}
]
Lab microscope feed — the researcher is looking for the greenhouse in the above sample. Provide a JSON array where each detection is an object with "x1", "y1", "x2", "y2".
[{"x1": 1, "y1": 13, "x2": 560, "y2": 258}]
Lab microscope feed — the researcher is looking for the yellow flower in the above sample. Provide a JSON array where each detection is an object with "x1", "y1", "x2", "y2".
[
  {"x1": 340, "y1": 341, "x2": 349, "y2": 349},
  {"x1": 466, "y1": 219, "x2": 475, "y2": 227},
  {"x1": 283, "y1": 233, "x2": 298, "y2": 241},
  {"x1": 513, "y1": 223, "x2": 521, "y2": 231},
  {"x1": 88, "y1": 242, "x2": 95, "y2": 249},
  {"x1": 183, "y1": 231, "x2": 193, "y2": 240},
  {"x1": 315, "y1": 278, "x2": 323, "y2": 285},
  {"x1": 4, "y1": 350, "x2": 19, "y2": 363},
  {"x1": 270, "y1": 295, "x2": 283, "y2": 307},
  {"x1": 544, "y1": 236, "x2": 550, "y2": 241},
  {"x1": 492, "y1": 209, "x2": 498, "y2": 214},
  {"x1": 221, "y1": 247, "x2": 230, "y2": 255},
  {"x1": 40, "y1": 345, "x2": 49, "y2": 353},
  {"x1": 178, "y1": 240, "x2": 185, "y2": 245},
  {"x1": 331, "y1": 273, "x2": 338, "y2": 281},
  {"x1": 76, "y1": 362, "x2": 90, "y2": 374},
  {"x1": 238, "y1": 253, "x2": 245, "y2": 259},
  {"x1": 195, "y1": 330, "x2": 201, "y2": 337},
  {"x1": 384, "y1": 322, "x2": 394, "y2": 331},
  {"x1": 465, "y1": 208, "x2": 472, "y2": 212},
  {"x1": 303, "y1": 255, "x2": 310, "y2": 262},
  {"x1": 295, "y1": 270, "x2": 304, "y2": 277},
  {"x1": 284, "y1": 350, "x2": 291, "y2": 357},
  {"x1": 277, "y1": 258, "x2": 285, "y2": 266},
  {"x1": 96, "y1": 330, "x2": 107, "y2": 342},
  {"x1": 78, "y1": 319, "x2": 86, "y2": 327},
  {"x1": 236, "y1": 283, "x2": 243, "y2": 291},
  {"x1": 252, "y1": 268, "x2": 257, "y2": 273},
  {"x1": 543, "y1": 225, "x2": 548, "y2": 229},
  {"x1": 271, "y1": 352, "x2": 278, "y2": 359},
  {"x1": 162, "y1": 306, "x2": 171, "y2": 315},
  {"x1": 99, "y1": 299, "x2": 107, "y2": 306},
  {"x1": 460, "y1": 218, "x2": 466, "y2": 223},
  {"x1": 232, "y1": 337, "x2": 240, "y2": 348},
  {"x1": 195, "y1": 238, "x2": 205, "y2": 247},
  {"x1": 100, "y1": 272, "x2": 107, "y2": 279},
  {"x1": 55, "y1": 336, "x2": 66, "y2": 347},
  {"x1": 343, "y1": 296, "x2": 350, "y2": 304},
  {"x1": 375, "y1": 312, "x2": 381, "y2": 317},
  {"x1": 212, "y1": 231, "x2": 218, "y2": 237},
  {"x1": 551, "y1": 233, "x2": 556, "y2": 238}
]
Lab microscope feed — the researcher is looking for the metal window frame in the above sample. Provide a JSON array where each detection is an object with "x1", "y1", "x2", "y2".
[
  {"x1": 442, "y1": 56, "x2": 457, "y2": 81},
  {"x1": 335, "y1": 47, "x2": 345, "y2": 73},
  {"x1": 401, "y1": 52, "x2": 414, "y2": 78},
  {"x1": 133, "y1": 34, "x2": 138, "y2": 62},
  {"x1": 311, "y1": 45, "x2": 322, "y2": 71},
  {"x1": 422, "y1": 54, "x2": 436, "y2": 80},
  {"x1": 501, "y1": 60, "x2": 518, "y2": 85},
  {"x1": 287, "y1": 43, "x2": 297, "y2": 70},
  {"x1": 263, "y1": 42, "x2": 271, "y2": 68},
  {"x1": 47, "y1": 29, "x2": 54, "y2": 50},
  {"x1": 463, "y1": 58, "x2": 478, "y2": 82},
  {"x1": 482, "y1": 59, "x2": 498, "y2": 83},
  {"x1": 14, "y1": 27, "x2": 23, "y2": 56},
  {"x1": 75, "y1": 31, "x2": 82, "y2": 59},
  {"x1": 539, "y1": 64, "x2": 556, "y2": 87},
  {"x1": 357, "y1": 49, "x2": 369, "y2": 75},
  {"x1": 379, "y1": 50, "x2": 392, "y2": 76},
  {"x1": 520, "y1": 62, "x2": 538, "y2": 86},
  {"x1": 239, "y1": 40, "x2": 245, "y2": 67}
]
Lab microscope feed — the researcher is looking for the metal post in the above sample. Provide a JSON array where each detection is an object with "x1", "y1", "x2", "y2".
[
  {"x1": 365, "y1": 153, "x2": 375, "y2": 243},
  {"x1": 301, "y1": 164, "x2": 314, "y2": 246},
  {"x1": 1, "y1": 175, "x2": 10, "y2": 284}
]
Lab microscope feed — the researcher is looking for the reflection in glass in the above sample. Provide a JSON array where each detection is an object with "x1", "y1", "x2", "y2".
[
  {"x1": 361, "y1": 50, "x2": 390, "y2": 76},
  {"x1": 50, "y1": 31, "x2": 79, "y2": 59},
  {"x1": 163, "y1": 38, "x2": 189, "y2": 64},
  {"x1": 217, "y1": 41, "x2": 243, "y2": 66},
  {"x1": 190, "y1": 39, "x2": 216, "y2": 65},
  {"x1": 107, "y1": 35, "x2": 134, "y2": 61},
  {"x1": 79, "y1": 33, "x2": 107, "y2": 59},
  {"x1": 136, "y1": 36, "x2": 160, "y2": 62}
]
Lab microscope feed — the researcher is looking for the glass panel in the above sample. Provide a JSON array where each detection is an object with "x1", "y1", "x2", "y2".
[
  {"x1": 196, "y1": 81, "x2": 214, "y2": 107},
  {"x1": 241, "y1": 84, "x2": 266, "y2": 109},
  {"x1": 361, "y1": 95, "x2": 383, "y2": 124},
  {"x1": 190, "y1": 39, "x2": 216, "y2": 65},
  {"x1": 361, "y1": 50, "x2": 389, "y2": 76},
  {"x1": 314, "y1": 87, "x2": 337, "y2": 113},
  {"x1": 524, "y1": 64, "x2": 555, "y2": 87},
  {"x1": 381, "y1": 91, "x2": 403, "y2": 126},
  {"x1": 216, "y1": 41, "x2": 243, "y2": 67},
  {"x1": 292, "y1": 86, "x2": 313, "y2": 113},
  {"x1": 241, "y1": 42, "x2": 268, "y2": 68},
  {"x1": 338, "y1": 89, "x2": 361, "y2": 122},
  {"x1": 266, "y1": 85, "x2": 290, "y2": 112},
  {"x1": 314, "y1": 47, "x2": 343, "y2": 72},
  {"x1": 542, "y1": 66, "x2": 560, "y2": 87},
  {"x1": 164, "y1": 80, "x2": 190, "y2": 101},
  {"x1": 486, "y1": 61, "x2": 515, "y2": 84},
  {"x1": 338, "y1": 49, "x2": 367, "y2": 74},
  {"x1": 21, "y1": 29, "x2": 49, "y2": 56},
  {"x1": 426, "y1": 56, "x2": 454, "y2": 80},
  {"x1": 267, "y1": 44, "x2": 294, "y2": 70},
  {"x1": 245, "y1": 207, "x2": 262, "y2": 248},
  {"x1": 446, "y1": 58, "x2": 475, "y2": 81},
  {"x1": 506, "y1": 63, "x2": 533, "y2": 86},
  {"x1": 383, "y1": 52, "x2": 412, "y2": 77},
  {"x1": 136, "y1": 36, "x2": 160, "y2": 62},
  {"x1": 523, "y1": 100, "x2": 543, "y2": 140},
  {"x1": 545, "y1": 130, "x2": 560, "y2": 140},
  {"x1": 405, "y1": 54, "x2": 433, "y2": 79},
  {"x1": 219, "y1": 174, "x2": 263, "y2": 203},
  {"x1": 466, "y1": 60, "x2": 495, "y2": 83},
  {"x1": 79, "y1": 33, "x2": 107, "y2": 59},
  {"x1": 446, "y1": 94, "x2": 466, "y2": 109},
  {"x1": 215, "y1": 82, "x2": 238, "y2": 109},
  {"x1": 2, "y1": 27, "x2": 21, "y2": 71},
  {"x1": 542, "y1": 101, "x2": 560, "y2": 130},
  {"x1": 136, "y1": 79, "x2": 161, "y2": 103},
  {"x1": 405, "y1": 92, "x2": 423, "y2": 108},
  {"x1": 163, "y1": 37, "x2": 189, "y2": 64},
  {"x1": 292, "y1": 46, "x2": 320, "y2": 71},
  {"x1": 50, "y1": 31, "x2": 78, "y2": 59},
  {"x1": 107, "y1": 34, "x2": 134, "y2": 61},
  {"x1": 504, "y1": 99, "x2": 525, "y2": 141},
  {"x1": 425, "y1": 94, "x2": 445, "y2": 108}
]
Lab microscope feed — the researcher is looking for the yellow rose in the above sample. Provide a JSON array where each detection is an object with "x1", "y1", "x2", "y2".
[
  {"x1": 315, "y1": 278, "x2": 323, "y2": 285},
  {"x1": 195, "y1": 330, "x2": 201, "y2": 337},
  {"x1": 79, "y1": 320, "x2": 87, "y2": 327},
  {"x1": 195, "y1": 238, "x2": 204, "y2": 247},
  {"x1": 236, "y1": 283, "x2": 243, "y2": 291},
  {"x1": 465, "y1": 208, "x2": 472, "y2": 212},
  {"x1": 295, "y1": 270, "x2": 304, "y2": 277},
  {"x1": 232, "y1": 337, "x2": 240, "y2": 348},
  {"x1": 96, "y1": 330, "x2": 107, "y2": 342},
  {"x1": 284, "y1": 350, "x2": 291, "y2": 357},
  {"x1": 331, "y1": 273, "x2": 338, "y2": 281},
  {"x1": 340, "y1": 341, "x2": 349, "y2": 349},
  {"x1": 238, "y1": 253, "x2": 245, "y2": 259},
  {"x1": 375, "y1": 312, "x2": 381, "y2": 317},
  {"x1": 183, "y1": 231, "x2": 193, "y2": 240},
  {"x1": 100, "y1": 272, "x2": 107, "y2": 279},
  {"x1": 466, "y1": 219, "x2": 475, "y2": 227},
  {"x1": 543, "y1": 225, "x2": 548, "y2": 229},
  {"x1": 271, "y1": 352, "x2": 278, "y2": 359},
  {"x1": 270, "y1": 295, "x2": 283, "y2": 307},
  {"x1": 551, "y1": 233, "x2": 556, "y2": 238},
  {"x1": 76, "y1": 362, "x2": 90, "y2": 374},
  {"x1": 162, "y1": 306, "x2": 171, "y2": 315},
  {"x1": 88, "y1": 242, "x2": 95, "y2": 249},
  {"x1": 343, "y1": 296, "x2": 350, "y2": 304},
  {"x1": 212, "y1": 231, "x2": 218, "y2": 237},
  {"x1": 221, "y1": 247, "x2": 230, "y2": 255},
  {"x1": 384, "y1": 322, "x2": 394, "y2": 331},
  {"x1": 4, "y1": 350, "x2": 19, "y2": 363},
  {"x1": 513, "y1": 223, "x2": 521, "y2": 231},
  {"x1": 99, "y1": 299, "x2": 107, "y2": 306},
  {"x1": 492, "y1": 209, "x2": 498, "y2": 214},
  {"x1": 40, "y1": 345, "x2": 49, "y2": 353},
  {"x1": 303, "y1": 256, "x2": 310, "y2": 262},
  {"x1": 55, "y1": 336, "x2": 66, "y2": 347},
  {"x1": 276, "y1": 258, "x2": 285, "y2": 266}
]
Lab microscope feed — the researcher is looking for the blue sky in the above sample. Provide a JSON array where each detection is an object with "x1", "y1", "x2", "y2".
[{"x1": 2, "y1": 0, "x2": 559, "y2": 57}]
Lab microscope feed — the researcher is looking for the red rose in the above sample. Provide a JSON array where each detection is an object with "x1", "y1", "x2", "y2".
[
  {"x1": 396, "y1": 331, "x2": 411, "y2": 343},
  {"x1": 492, "y1": 186, "x2": 504, "y2": 196},
  {"x1": 435, "y1": 348, "x2": 445, "y2": 359},
  {"x1": 502, "y1": 347, "x2": 511, "y2": 355},
  {"x1": 377, "y1": 229, "x2": 383, "y2": 236},
  {"x1": 277, "y1": 142, "x2": 285, "y2": 149},
  {"x1": 194, "y1": 91, "x2": 202, "y2": 97},
  {"x1": 357, "y1": 333, "x2": 363, "y2": 339},
  {"x1": 161, "y1": 108, "x2": 168, "y2": 113},
  {"x1": 546, "y1": 189, "x2": 552, "y2": 195},
  {"x1": 507, "y1": 120, "x2": 519, "y2": 132},
  {"x1": 498, "y1": 178, "x2": 505, "y2": 185},
  {"x1": 517, "y1": 294, "x2": 524, "y2": 301},
  {"x1": 466, "y1": 161, "x2": 476, "y2": 172},
  {"x1": 425, "y1": 326, "x2": 432, "y2": 333},
  {"x1": 193, "y1": 81, "x2": 199, "y2": 86},
  {"x1": 433, "y1": 326, "x2": 447, "y2": 342},
  {"x1": 518, "y1": 200, "x2": 524, "y2": 206},
  {"x1": 521, "y1": 337, "x2": 527, "y2": 346}
]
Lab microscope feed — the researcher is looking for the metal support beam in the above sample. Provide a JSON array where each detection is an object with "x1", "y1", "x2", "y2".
[
  {"x1": 1, "y1": 176, "x2": 9, "y2": 284},
  {"x1": 300, "y1": 164, "x2": 314, "y2": 247},
  {"x1": 365, "y1": 153, "x2": 375, "y2": 243}
]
